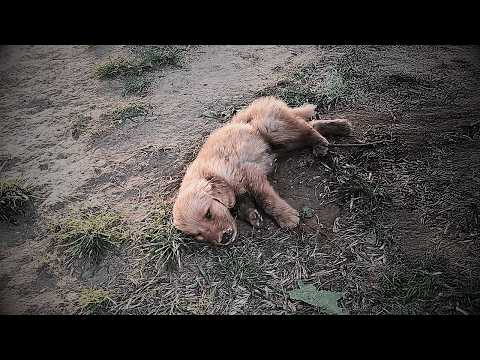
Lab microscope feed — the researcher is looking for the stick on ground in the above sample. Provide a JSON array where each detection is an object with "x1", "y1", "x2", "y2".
[{"x1": 328, "y1": 139, "x2": 396, "y2": 148}]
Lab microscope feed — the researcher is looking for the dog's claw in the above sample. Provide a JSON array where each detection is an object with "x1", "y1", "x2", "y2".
[{"x1": 247, "y1": 208, "x2": 263, "y2": 228}]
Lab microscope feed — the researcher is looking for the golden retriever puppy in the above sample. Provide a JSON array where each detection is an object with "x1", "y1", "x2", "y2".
[{"x1": 172, "y1": 96, "x2": 352, "y2": 246}]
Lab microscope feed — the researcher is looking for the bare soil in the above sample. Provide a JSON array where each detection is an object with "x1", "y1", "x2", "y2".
[{"x1": 1, "y1": 45, "x2": 479, "y2": 314}]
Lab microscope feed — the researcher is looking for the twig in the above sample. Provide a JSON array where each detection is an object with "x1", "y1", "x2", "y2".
[
  {"x1": 328, "y1": 139, "x2": 396, "y2": 148},
  {"x1": 0, "y1": 161, "x2": 7, "y2": 174},
  {"x1": 455, "y1": 306, "x2": 469, "y2": 315}
]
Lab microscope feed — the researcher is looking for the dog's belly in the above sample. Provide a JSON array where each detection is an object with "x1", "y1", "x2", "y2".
[
  {"x1": 232, "y1": 133, "x2": 275, "y2": 196},
  {"x1": 236, "y1": 136, "x2": 274, "y2": 173},
  {"x1": 203, "y1": 124, "x2": 274, "y2": 172}
]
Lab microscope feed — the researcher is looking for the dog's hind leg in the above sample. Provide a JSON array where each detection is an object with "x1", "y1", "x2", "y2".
[
  {"x1": 237, "y1": 97, "x2": 329, "y2": 155},
  {"x1": 310, "y1": 119, "x2": 353, "y2": 137},
  {"x1": 262, "y1": 114, "x2": 330, "y2": 155},
  {"x1": 292, "y1": 103, "x2": 316, "y2": 120},
  {"x1": 234, "y1": 193, "x2": 263, "y2": 228}
]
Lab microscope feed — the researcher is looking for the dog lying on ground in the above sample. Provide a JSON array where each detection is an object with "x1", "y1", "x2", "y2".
[{"x1": 173, "y1": 96, "x2": 352, "y2": 246}]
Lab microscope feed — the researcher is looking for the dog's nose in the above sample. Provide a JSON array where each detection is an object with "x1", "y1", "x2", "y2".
[{"x1": 220, "y1": 229, "x2": 234, "y2": 245}]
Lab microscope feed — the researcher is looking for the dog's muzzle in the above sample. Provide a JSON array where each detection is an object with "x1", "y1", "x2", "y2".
[{"x1": 219, "y1": 228, "x2": 236, "y2": 245}]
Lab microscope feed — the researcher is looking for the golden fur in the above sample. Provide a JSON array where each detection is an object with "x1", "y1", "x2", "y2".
[{"x1": 172, "y1": 96, "x2": 352, "y2": 246}]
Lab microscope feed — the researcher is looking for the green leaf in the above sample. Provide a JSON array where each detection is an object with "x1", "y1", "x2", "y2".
[
  {"x1": 288, "y1": 284, "x2": 347, "y2": 315},
  {"x1": 301, "y1": 206, "x2": 315, "y2": 219}
]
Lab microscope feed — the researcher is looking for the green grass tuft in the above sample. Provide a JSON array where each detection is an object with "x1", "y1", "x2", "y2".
[
  {"x1": 54, "y1": 211, "x2": 126, "y2": 267},
  {"x1": 0, "y1": 178, "x2": 34, "y2": 223},
  {"x1": 137, "y1": 202, "x2": 188, "y2": 271},
  {"x1": 256, "y1": 51, "x2": 366, "y2": 113},
  {"x1": 122, "y1": 75, "x2": 150, "y2": 95},
  {"x1": 137, "y1": 46, "x2": 183, "y2": 69},
  {"x1": 94, "y1": 57, "x2": 140, "y2": 79},
  {"x1": 94, "y1": 46, "x2": 185, "y2": 96},
  {"x1": 321, "y1": 68, "x2": 348, "y2": 107}
]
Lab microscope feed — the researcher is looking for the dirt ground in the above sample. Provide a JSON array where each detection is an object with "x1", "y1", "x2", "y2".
[{"x1": 1, "y1": 45, "x2": 479, "y2": 315}]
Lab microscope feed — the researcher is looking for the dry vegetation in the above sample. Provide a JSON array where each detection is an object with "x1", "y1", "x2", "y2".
[
  {"x1": 2, "y1": 45, "x2": 479, "y2": 315},
  {"x1": 94, "y1": 45, "x2": 187, "y2": 95},
  {"x1": 0, "y1": 178, "x2": 34, "y2": 223},
  {"x1": 52, "y1": 210, "x2": 127, "y2": 268}
]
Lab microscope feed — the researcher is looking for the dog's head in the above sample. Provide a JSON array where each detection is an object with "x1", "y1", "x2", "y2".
[{"x1": 173, "y1": 176, "x2": 237, "y2": 246}]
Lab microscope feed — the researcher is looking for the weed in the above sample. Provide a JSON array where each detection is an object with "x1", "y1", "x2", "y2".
[
  {"x1": 88, "y1": 103, "x2": 150, "y2": 139},
  {"x1": 256, "y1": 80, "x2": 318, "y2": 107},
  {"x1": 137, "y1": 46, "x2": 183, "y2": 69},
  {"x1": 0, "y1": 178, "x2": 34, "y2": 223},
  {"x1": 320, "y1": 68, "x2": 348, "y2": 107},
  {"x1": 94, "y1": 46, "x2": 185, "y2": 95},
  {"x1": 78, "y1": 288, "x2": 113, "y2": 313},
  {"x1": 123, "y1": 76, "x2": 150, "y2": 95},
  {"x1": 137, "y1": 202, "x2": 188, "y2": 271},
  {"x1": 54, "y1": 211, "x2": 126, "y2": 267},
  {"x1": 102, "y1": 103, "x2": 149, "y2": 126},
  {"x1": 94, "y1": 57, "x2": 139, "y2": 79}
]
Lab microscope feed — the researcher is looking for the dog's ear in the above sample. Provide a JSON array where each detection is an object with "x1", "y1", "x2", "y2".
[{"x1": 206, "y1": 176, "x2": 236, "y2": 208}]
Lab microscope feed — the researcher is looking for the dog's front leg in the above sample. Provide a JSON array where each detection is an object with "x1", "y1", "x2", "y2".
[{"x1": 240, "y1": 165, "x2": 299, "y2": 229}]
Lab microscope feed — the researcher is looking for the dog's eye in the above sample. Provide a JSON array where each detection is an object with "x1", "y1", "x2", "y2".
[{"x1": 205, "y1": 209, "x2": 212, "y2": 220}]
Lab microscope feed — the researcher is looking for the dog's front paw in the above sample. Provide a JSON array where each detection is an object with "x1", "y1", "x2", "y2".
[
  {"x1": 276, "y1": 207, "x2": 300, "y2": 229},
  {"x1": 247, "y1": 208, "x2": 263, "y2": 228}
]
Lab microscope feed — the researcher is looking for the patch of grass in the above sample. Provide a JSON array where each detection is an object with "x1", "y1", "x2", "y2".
[
  {"x1": 321, "y1": 68, "x2": 348, "y2": 107},
  {"x1": 321, "y1": 151, "x2": 391, "y2": 213},
  {"x1": 54, "y1": 211, "x2": 126, "y2": 267},
  {"x1": 256, "y1": 80, "x2": 318, "y2": 108},
  {"x1": 88, "y1": 102, "x2": 150, "y2": 139},
  {"x1": 94, "y1": 57, "x2": 139, "y2": 79},
  {"x1": 137, "y1": 46, "x2": 184, "y2": 69},
  {"x1": 256, "y1": 66, "x2": 351, "y2": 112},
  {"x1": 94, "y1": 46, "x2": 185, "y2": 95},
  {"x1": 102, "y1": 103, "x2": 149, "y2": 125},
  {"x1": 375, "y1": 254, "x2": 452, "y2": 314},
  {"x1": 123, "y1": 75, "x2": 150, "y2": 95},
  {"x1": 336, "y1": 167, "x2": 388, "y2": 206},
  {"x1": 137, "y1": 202, "x2": 188, "y2": 271},
  {"x1": 214, "y1": 248, "x2": 265, "y2": 287},
  {"x1": 0, "y1": 178, "x2": 34, "y2": 223},
  {"x1": 186, "y1": 288, "x2": 216, "y2": 315},
  {"x1": 78, "y1": 288, "x2": 113, "y2": 313},
  {"x1": 256, "y1": 48, "x2": 371, "y2": 113}
]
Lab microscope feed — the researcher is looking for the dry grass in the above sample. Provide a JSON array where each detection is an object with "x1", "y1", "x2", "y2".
[
  {"x1": 56, "y1": 46, "x2": 480, "y2": 315},
  {"x1": 71, "y1": 103, "x2": 151, "y2": 141},
  {"x1": 100, "y1": 103, "x2": 149, "y2": 127},
  {"x1": 255, "y1": 52, "x2": 365, "y2": 113},
  {"x1": 94, "y1": 46, "x2": 187, "y2": 95},
  {"x1": 78, "y1": 288, "x2": 114, "y2": 314},
  {"x1": 53, "y1": 210, "x2": 127, "y2": 268},
  {"x1": 94, "y1": 47, "x2": 184, "y2": 80},
  {"x1": 135, "y1": 202, "x2": 189, "y2": 272},
  {"x1": 0, "y1": 178, "x2": 34, "y2": 223}
]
